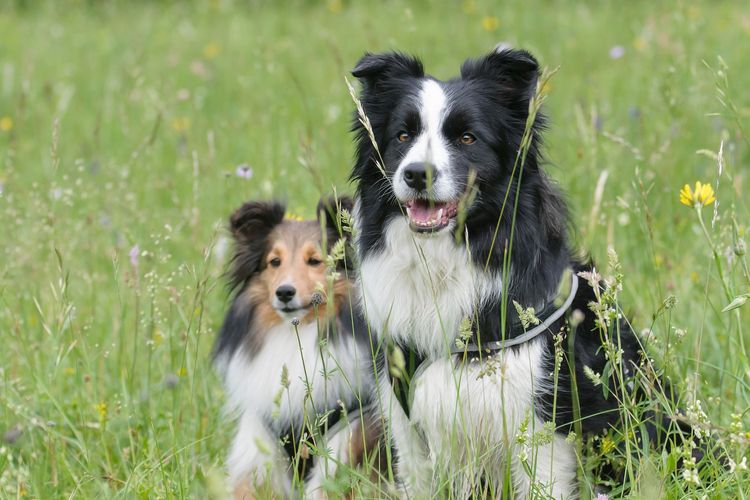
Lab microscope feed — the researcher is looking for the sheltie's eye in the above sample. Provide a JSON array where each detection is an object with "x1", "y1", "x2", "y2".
[
  {"x1": 397, "y1": 131, "x2": 411, "y2": 143},
  {"x1": 460, "y1": 132, "x2": 477, "y2": 145},
  {"x1": 269, "y1": 257, "x2": 281, "y2": 268},
  {"x1": 307, "y1": 257, "x2": 322, "y2": 266}
]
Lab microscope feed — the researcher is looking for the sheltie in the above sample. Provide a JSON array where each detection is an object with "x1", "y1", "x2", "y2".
[{"x1": 213, "y1": 198, "x2": 377, "y2": 499}]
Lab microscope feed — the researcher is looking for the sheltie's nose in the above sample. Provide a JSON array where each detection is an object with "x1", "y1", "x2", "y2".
[{"x1": 275, "y1": 284, "x2": 296, "y2": 303}]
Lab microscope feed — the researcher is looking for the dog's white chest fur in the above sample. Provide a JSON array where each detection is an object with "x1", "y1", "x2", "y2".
[
  {"x1": 222, "y1": 321, "x2": 366, "y2": 433},
  {"x1": 358, "y1": 217, "x2": 500, "y2": 359}
]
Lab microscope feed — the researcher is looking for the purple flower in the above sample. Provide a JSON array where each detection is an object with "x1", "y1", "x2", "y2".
[
  {"x1": 129, "y1": 245, "x2": 140, "y2": 268},
  {"x1": 595, "y1": 494, "x2": 609, "y2": 500},
  {"x1": 609, "y1": 45, "x2": 625, "y2": 59},
  {"x1": 235, "y1": 164, "x2": 253, "y2": 179}
]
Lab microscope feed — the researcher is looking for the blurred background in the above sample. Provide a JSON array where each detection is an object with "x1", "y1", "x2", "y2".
[{"x1": 0, "y1": 0, "x2": 748, "y2": 497}]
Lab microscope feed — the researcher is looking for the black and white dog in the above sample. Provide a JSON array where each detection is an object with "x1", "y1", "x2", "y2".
[{"x1": 349, "y1": 48, "x2": 688, "y2": 497}]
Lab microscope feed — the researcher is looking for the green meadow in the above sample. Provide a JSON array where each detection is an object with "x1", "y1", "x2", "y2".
[{"x1": 0, "y1": 0, "x2": 748, "y2": 497}]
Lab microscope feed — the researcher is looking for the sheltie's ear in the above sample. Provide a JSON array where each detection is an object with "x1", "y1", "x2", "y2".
[
  {"x1": 317, "y1": 195, "x2": 354, "y2": 237},
  {"x1": 227, "y1": 201, "x2": 286, "y2": 292},
  {"x1": 317, "y1": 195, "x2": 355, "y2": 271}
]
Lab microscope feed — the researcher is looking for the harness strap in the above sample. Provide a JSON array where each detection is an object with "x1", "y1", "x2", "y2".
[
  {"x1": 384, "y1": 269, "x2": 579, "y2": 416},
  {"x1": 450, "y1": 272, "x2": 579, "y2": 355}
]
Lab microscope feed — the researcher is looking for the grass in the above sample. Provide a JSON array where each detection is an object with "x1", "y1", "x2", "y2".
[{"x1": 0, "y1": 0, "x2": 749, "y2": 497}]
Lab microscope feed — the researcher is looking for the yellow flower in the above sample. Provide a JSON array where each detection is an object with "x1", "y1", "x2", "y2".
[
  {"x1": 171, "y1": 117, "x2": 190, "y2": 132},
  {"x1": 285, "y1": 213, "x2": 305, "y2": 221},
  {"x1": 0, "y1": 116, "x2": 13, "y2": 131},
  {"x1": 202, "y1": 41, "x2": 221, "y2": 59},
  {"x1": 95, "y1": 402, "x2": 108, "y2": 420},
  {"x1": 599, "y1": 435, "x2": 616, "y2": 454},
  {"x1": 462, "y1": 0, "x2": 477, "y2": 14},
  {"x1": 327, "y1": 0, "x2": 342, "y2": 13},
  {"x1": 680, "y1": 181, "x2": 716, "y2": 208},
  {"x1": 481, "y1": 15, "x2": 499, "y2": 32}
]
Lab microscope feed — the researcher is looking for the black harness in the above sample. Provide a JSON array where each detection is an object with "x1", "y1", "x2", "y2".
[{"x1": 279, "y1": 402, "x2": 363, "y2": 479}]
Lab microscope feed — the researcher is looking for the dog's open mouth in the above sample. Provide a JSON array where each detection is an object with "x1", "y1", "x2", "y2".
[{"x1": 405, "y1": 199, "x2": 458, "y2": 232}]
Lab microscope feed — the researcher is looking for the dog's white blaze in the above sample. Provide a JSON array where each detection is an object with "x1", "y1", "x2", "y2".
[
  {"x1": 223, "y1": 320, "x2": 370, "y2": 489},
  {"x1": 393, "y1": 79, "x2": 456, "y2": 201}
]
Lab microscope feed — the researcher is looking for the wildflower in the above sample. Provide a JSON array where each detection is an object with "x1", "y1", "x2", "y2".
[
  {"x1": 569, "y1": 308, "x2": 585, "y2": 327},
  {"x1": 280, "y1": 365, "x2": 290, "y2": 389},
  {"x1": 461, "y1": 0, "x2": 476, "y2": 14},
  {"x1": 595, "y1": 494, "x2": 609, "y2": 500},
  {"x1": 609, "y1": 45, "x2": 625, "y2": 59},
  {"x1": 455, "y1": 316, "x2": 473, "y2": 350},
  {"x1": 284, "y1": 213, "x2": 304, "y2": 222},
  {"x1": 599, "y1": 435, "x2": 616, "y2": 454},
  {"x1": 3, "y1": 426, "x2": 22, "y2": 445},
  {"x1": 481, "y1": 15, "x2": 499, "y2": 32},
  {"x1": 0, "y1": 116, "x2": 12, "y2": 132},
  {"x1": 235, "y1": 163, "x2": 253, "y2": 179},
  {"x1": 682, "y1": 463, "x2": 701, "y2": 486},
  {"x1": 326, "y1": 0, "x2": 342, "y2": 13},
  {"x1": 95, "y1": 402, "x2": 108, "y2": 421},
  {"x1": 583, "y1": 366, "x2": 602, "y2": 386},
  {"x1": 680, "y1": 181, "x2": 716, "y2": 208},
  {"x1": 310, "y1": 292, "x2": 324, "y2": 306},
  {"x1": 129, "y1": 244, "x2": 140, "y2": 268},
  {"x1": 171, "y1": 116, "x2": 190, "y2": 132},
  {"x1": 513, "y1": 301, "x2": 540, "y2": 329},
  {"x1": 202, "y1": 41, "x2": 221, "y2": 59},
  {"x1": 164, "y1": 373, "x2": 179, "y2": 389}
]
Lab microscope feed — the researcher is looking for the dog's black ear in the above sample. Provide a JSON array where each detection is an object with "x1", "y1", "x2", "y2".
[
  {"x1": 460, "y1": 48, "x2": 540, "y2": 100},
  {"x1": 227, "y1": 201, "x2": 285, "y2": 291},
  {"x1": 352, "y1": 52, "x2": 424, "y2": 90},
  {"x1": 317, "y1": 195, "x2": 354, "y2": 237}
]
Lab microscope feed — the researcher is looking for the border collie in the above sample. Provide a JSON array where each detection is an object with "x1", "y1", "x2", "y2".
[
  {"x1": 213, "y1": 198, "x2": 377, "y2": 499},
  {"x1": 349, "y1": 48, "x2": 692, "y2": 497}
]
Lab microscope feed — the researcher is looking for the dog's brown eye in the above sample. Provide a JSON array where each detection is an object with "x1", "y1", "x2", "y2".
[
  {"x1": 397, "y1": 131, "x2": 411, "y2": 143},
  {"x1": 269, "y1": 257, "x2": 281, "y2": 268},
  {"x1": 307, "y1": 257, "x2": 322, "y2": 266},
  {"x1": 460, "y1": 132, "x2": 477, "y2": 145}
]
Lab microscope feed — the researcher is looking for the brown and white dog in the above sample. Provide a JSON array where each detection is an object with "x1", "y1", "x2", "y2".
[{"x1": 213, "y1": 198, "x2": 377, "y2": 499}]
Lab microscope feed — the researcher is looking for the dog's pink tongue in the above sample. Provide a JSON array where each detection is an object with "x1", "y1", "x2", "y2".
[{"x1": 409, "y1": 200, "x2": 442, "y2": 222}]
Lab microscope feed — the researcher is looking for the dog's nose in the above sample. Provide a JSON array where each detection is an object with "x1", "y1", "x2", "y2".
[
  {"x1": 275, "y1": 284, "x2": 296, "y2": 303},
  {"x1": 402, "y1": 162, "x2": 438, "y2": 192}
]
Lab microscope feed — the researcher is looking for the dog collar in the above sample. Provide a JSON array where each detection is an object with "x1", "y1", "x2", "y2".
[{"x1": 450, "y1": 269, "x2": 578, "y2": 355}]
